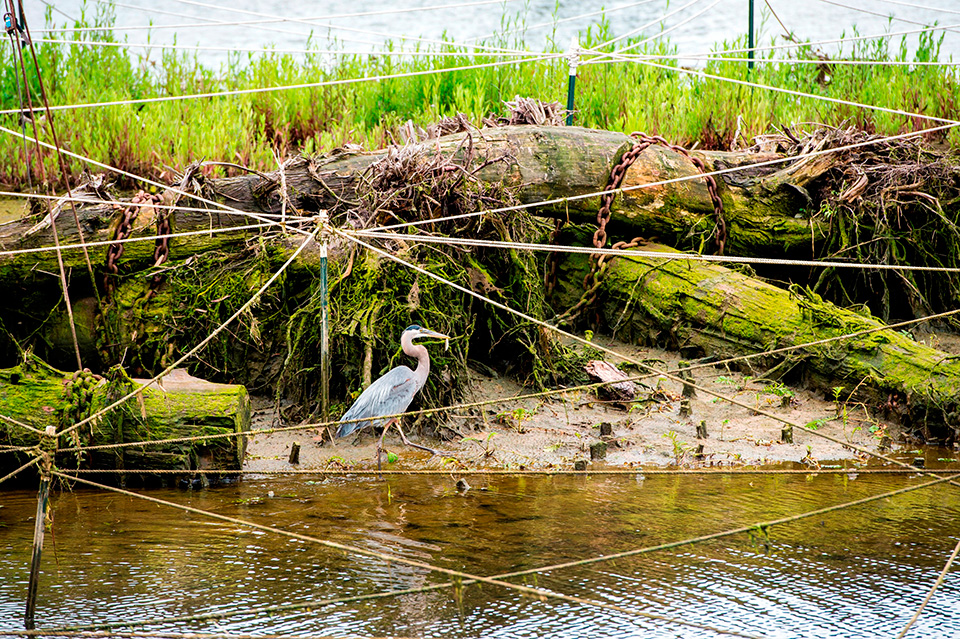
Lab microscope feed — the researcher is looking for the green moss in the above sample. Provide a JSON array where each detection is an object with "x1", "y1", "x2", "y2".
[
  {"x1": 553, "y1": 243, "x2": 960, "y2": 439},
  {"x1": 0, "y1": 356, "x2": 65, "y2": 446}
]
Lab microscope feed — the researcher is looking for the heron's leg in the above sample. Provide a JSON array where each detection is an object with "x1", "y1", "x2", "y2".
[
  {"x1": 376, "y1": 419, "x2": 396, "y2": 472},
  {"x1": 395, "y1": 421, "x2": 439, "y2": 456}
]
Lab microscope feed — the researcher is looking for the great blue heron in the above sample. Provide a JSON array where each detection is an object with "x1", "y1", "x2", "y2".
[{"x1": 336, "y1": 325, "x2": 449, "y2": 468}]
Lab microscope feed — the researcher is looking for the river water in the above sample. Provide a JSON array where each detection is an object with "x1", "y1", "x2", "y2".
[
  {"x1": 25, "y1": 0, "x2": 960, "y2": 68},
  {"x1": 2, "y1": 470, "x2": 960, "y2": 636}
]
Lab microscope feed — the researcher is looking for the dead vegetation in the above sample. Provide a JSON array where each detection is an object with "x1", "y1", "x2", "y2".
[{"x1": 752, "y1": 124, "x2": 960, "y2": 323}]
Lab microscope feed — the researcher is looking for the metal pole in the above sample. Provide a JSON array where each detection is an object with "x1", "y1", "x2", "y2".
[
  {"x1": 748, "y1": 0, "x2": 755, "y2": 71},
  {"x1": 565, "y1": 38, "x2": 579, "y2": 126},
  {"x1": 25, "y1": 432, "x2": 54, "y2": 630},
  {"x1": 318, "y1": 211, "x2": 330, "y2": 425}
]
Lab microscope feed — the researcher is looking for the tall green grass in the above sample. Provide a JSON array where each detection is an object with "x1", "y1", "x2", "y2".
[{"x1": 1, "y1": 2, "x2": 957, "y2": 190}]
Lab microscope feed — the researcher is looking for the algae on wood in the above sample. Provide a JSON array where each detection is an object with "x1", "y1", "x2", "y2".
[
  {"x1": 0, "y1": 358, "x2": 250, "y2": 479},
  {"x1": 1, "y1": 123, "x2": 958, "y2": 446},
  {"x1": 551, "y1": 242, "x2": 960, "y2": 442},
  {"x1": 0, "y1": 126, "x2": 828, "y2": 278}
]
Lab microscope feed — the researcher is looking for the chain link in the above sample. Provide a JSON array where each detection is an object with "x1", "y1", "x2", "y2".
[
  {"x1": 635, "y1": 133, "x2": 726, "y2": 254},
  {"x1": 146, "y1": 205, "x2": 172, "y2": 301},
  {"x1": 544, "y1": 218, "x2": 565, "y2": 294},
  {"x1": 553, "y1": 133, "x2": 727, "y2": 324},
  {"x1": 103, "y1": 190, "x2": 169, "y2": 299}
]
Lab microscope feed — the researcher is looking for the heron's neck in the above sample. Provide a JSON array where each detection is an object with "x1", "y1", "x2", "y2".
[{"x1": 402, "y1": 336, "x2": 430, "y2": 389}]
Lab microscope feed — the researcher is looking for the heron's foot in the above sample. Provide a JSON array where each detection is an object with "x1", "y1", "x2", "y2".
[{"x1": 396, "y1": 423, "x2": 440, "y2": 457}]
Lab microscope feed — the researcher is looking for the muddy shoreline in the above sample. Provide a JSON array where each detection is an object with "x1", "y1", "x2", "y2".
[{"x1": 243, "y1": 338, "x2": 912, "y2": 473}]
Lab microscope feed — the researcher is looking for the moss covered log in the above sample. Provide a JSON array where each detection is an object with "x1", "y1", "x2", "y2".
[
  {"x1": 0, "y1": 355, "x2": 250, "y2": 479},
  {"x1": 0, "y1": 126, "x2": 822, "y2": 271},
  {"x1": 551, "y1": 242, "x2": 960, "y2": 443}
]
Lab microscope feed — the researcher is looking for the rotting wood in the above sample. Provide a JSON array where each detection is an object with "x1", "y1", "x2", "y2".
[
  {"x1": 0, "y1": 126, "x2": 829, "y2": 276},
  {"x1": 551, "y1": 241, "x2": 960, "y2": 443},
  {"x1": 0, "y1": 356, "x2": 250, "y2": 478},
  {"x1": 1, "y1": 123, "x2": 958, "y2": 447}
]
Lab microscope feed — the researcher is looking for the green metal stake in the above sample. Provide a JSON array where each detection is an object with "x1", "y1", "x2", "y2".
[
  {"x1": 318, "y1": 211, "x2": 330, "y2": 426},
  {"x1": 565, "y1": 38, "x2": 579, "y2": 126},
  {"x1": 748, "y1": 0, "x2": 755, "y2": 71}
]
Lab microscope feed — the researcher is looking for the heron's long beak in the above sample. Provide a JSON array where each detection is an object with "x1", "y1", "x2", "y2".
[{"x1": 418, "y1": 329, "x2": 450, "y2": 340}]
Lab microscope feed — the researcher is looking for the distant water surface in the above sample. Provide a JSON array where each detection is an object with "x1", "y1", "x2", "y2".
[{"x1": 25, "y1": 0, "x2": 960, "y2": 68}]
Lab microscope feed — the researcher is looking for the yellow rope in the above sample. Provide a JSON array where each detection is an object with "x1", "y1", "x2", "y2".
[
  {"x1": 58, "y1": 468, "x2": 919, "y2": 475},
  {"x1": 0, "y1": 457, "x2": 39, "y2": 487},
  {"x1": 0, "y1": 631, "x2": 423, "y2": 639},
  {"x1": 337, "y1": 229, "x2": 960, "y2": 488},
  {"x1": 354, "y1": 230, "x2": 960, "y2": 273},
  {"x1": 895, "y1": 535, "x2": 960, "y2": 639},
  {"x1": 56, "y1": 303, "x2": 960, "y2": 463},
  {"x1": 1, "y1": 412, "x2": 47, "y2": 436},
  {"x1": 56, "y1": 225, "x2": 320, "y2": 441}
]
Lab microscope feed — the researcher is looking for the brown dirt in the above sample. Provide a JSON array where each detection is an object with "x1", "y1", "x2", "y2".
[{"x1": 243, "y1": 336, "x2": 892, "y2": 472}]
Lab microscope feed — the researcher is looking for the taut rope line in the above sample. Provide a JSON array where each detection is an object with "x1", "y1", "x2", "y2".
[
  {"x1": 336, "y1": 229, "x2": 960, "y2": 487},
  {"x1": 42, "y1": 471, "x2": 960, "y2": 633},
  {"x1": 47, "y1": 472, "x2": 767, "y2": 639}
]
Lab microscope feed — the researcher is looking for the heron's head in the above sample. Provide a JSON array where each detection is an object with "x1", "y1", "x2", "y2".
[{"x1": 403, "y1": 325, "x2": 450, "y2": 342}]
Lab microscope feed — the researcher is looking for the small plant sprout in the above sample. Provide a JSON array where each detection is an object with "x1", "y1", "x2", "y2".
[
  {"x1": 496, "y1": 407, "x2": 534, "y2": 433},
  {"x1": 831, "y1": 386, "x2": 845, "y2": 410},
  {"x1": 464, "y1": 432, "x2": 497, "y2": 458},
  {"x1": 662, "y1": 430, "x2": 690, "y2": 466}
]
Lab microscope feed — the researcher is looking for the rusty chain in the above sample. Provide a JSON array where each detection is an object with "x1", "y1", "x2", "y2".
[
  {"x1": 146, "y1": 204, "x2": 171, "y2": 301},
  {"x1": 635, "y1": 133, "x2": 726, "y2": 254},
  {"x1": 551, "y1": 133, "x2": 727, "y2": 324},
  {"x1": 103, "y1": 190, "x2": 166, "y2": 298},
  {"x1": 544, "y1": 218, "x2": 565, "y2": 293}
]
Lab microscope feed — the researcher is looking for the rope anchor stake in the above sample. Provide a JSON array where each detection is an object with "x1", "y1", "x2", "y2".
[
  {"x1": 24, "y1": 425, "x2": 56, "y2": 629},
  {"x1": 565, "y1": 37, "x2": 579, "y2": 126}
]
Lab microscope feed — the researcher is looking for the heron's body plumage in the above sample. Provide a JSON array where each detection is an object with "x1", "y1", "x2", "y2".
[
  {"x1": 336, "y1": 365, "x2": 419, "y2": 437},
  {"x1": 334, "y1": 325, "x2": 447, "y2": 443}
]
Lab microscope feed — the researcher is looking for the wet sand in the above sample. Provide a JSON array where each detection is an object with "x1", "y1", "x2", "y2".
[{"x1": 244, "y1": 338, "x2": 890, "y2": 472}]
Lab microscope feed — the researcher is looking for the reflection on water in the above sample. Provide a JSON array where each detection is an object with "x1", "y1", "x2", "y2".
[{"x1": 1, "y1": 472, "x2": 959, "y2": 637}]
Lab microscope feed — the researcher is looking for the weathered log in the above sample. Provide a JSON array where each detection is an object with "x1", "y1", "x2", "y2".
[
  {"x1": 551, "y1": 242, "x2": 960, "y2": 442},
  {"x1": 208, "y1": 126, "x2": 824, "y2": 256},
  {"x1": 0, "y1": 190, "x2": 269, "y2": 277},
  {"x1": 0, "y1": 124, "x2": 954, "y2": 445},
  {"x1": 0, "y1": 125, "x2": 826, "y2": 278},
  {"x1": 0, "y1": 124, "x2": 865, "y2": 367},
  {"x1": 0, "y1": 357, "x2": 250, "y2": 479}
]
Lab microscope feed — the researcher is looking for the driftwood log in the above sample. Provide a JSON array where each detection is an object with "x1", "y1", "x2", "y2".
[
  {"x1": 0, "y1": 125, "x2": 831, "y2": 366},
  {"x1": 0, "y1": 126, "x2": 825, "y2": 275},
  {"x1": 551, "y1": 241, "x2": 960, "y2": 443},
  {"x1": 0, "y1": 358, "x2": 250, "y2": 480}
]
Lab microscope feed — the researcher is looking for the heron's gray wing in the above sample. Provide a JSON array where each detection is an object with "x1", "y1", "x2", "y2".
[{"x1": 336, "y1": 366, "x2": 419, "y2": 437}]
